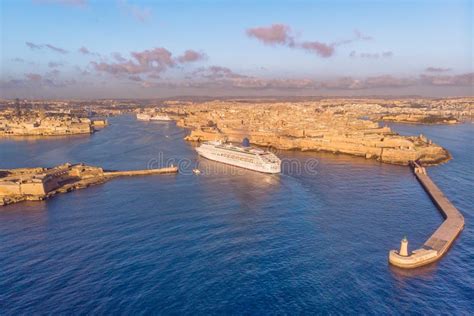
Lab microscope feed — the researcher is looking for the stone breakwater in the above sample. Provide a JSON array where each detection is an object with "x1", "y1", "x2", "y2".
[
  {"x1": 389, "y1": 163, "x2": 465, "y2": 268},
  {"x1": 162, "y1": 101, "x2": 451, "y2": 165},
  {"x1": 0, "y1": 163, "x2": 178, "y2": 206}
]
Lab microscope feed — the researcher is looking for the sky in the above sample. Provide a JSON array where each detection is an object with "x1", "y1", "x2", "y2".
[{"x1": 0, "y1": 0, "x2": 472, "y2": 99}]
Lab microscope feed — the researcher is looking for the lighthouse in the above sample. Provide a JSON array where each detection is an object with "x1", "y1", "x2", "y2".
[{"x1": 399, "y1": 236, "x2": 409, "y2": 257}]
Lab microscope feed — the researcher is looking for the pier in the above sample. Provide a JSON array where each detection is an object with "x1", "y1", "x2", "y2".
[
  {"x1": 389, "y1": 162, "x2": 465, "y2": 268},
  {"x1": 103, "y1": 166, "x2": 178, "y2": 177}
]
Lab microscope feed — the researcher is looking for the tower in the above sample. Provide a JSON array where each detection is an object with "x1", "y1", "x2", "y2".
[{"x1": 399, "y1": 236, "x2": 409, "y2": 257}]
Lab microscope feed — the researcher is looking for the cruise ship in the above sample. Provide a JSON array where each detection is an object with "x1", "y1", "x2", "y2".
[
  {"x1": 136, "y1": 113, "x2": 172, "y2": 121},
  {"x1": 196, "y1": 140, "x2": 281, "y2": 174}
]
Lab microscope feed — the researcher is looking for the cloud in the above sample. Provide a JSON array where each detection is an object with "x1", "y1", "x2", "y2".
[
  {"x1": 111, "y1": 52, "x2": 127, "y2": 62},
  {"x1": 193, "y1": 66, "x2": 248, "y2": 80},
  {"x1": 321, "y1": 75, "x2": 415, "y2": 90},
  {"x1": 333, "y1": 29, "x2": 374, "y2": 46},
  {"x1": 187, "y1": 66, "x2": 315, "y2": 90},
  {"x1": 46, "y1": 69, "x2": 61, "y2": 77},
  {"x1": 246, "y1": 24, "x2": 295, "y2": 46},
  {"x1": 3, "y1": 72, "x2": 78, "y2": 89},
  {"x1": 33, "y1": 0, "x2": 87, "y2": 7},
  {"x1": 183, "y1": 66, "x2": 470, "y2": 91},
  {"x1": 118, "y1": 0, "x2": 151, "y2": 22},
  {"x1": 78, "y1": 46, "x2": 101, "y2": 57},
  {"x1": 92, "y1": 47, "x2": 206, "y2": 79},
  {"x1": 78, "y1": 46, "x2": 91, "y2": 54},
  {"x1": 300, "y1": 41, "x2": 334, "y2": 58},
  {"x1": 177, "y1": 50, "x2": 207, "y2": 63},
  {"x1": 26, "y1": 41, "x2": 42, "y2": 50},
  {"x1": 420, "y1": 73, "x2": 473, "y2": 86},
  {"x1": 26, "y1": 42, "x2": 68, "y2": 54},
  {"x1": 25, "y1": 73, "x2": 43, "y2": 82},
  {"x1": 350, "y1": 51, "x2": 393, "y2": 59},
  {"x1": 132, "y1": 47, "x2": 175, "y2": 68},
  {"x1": 246, "y1": 24, "x2": 376, "y2": 58},
  {"x1": 354, "y1": 29, "x2": 373, "y2": 41},
  {"x1": 45, "y1": 44, "x2": 68, "y2": 54},
  {"x1": 425, "y1": 67, "x2": 452, "y2": 73}
]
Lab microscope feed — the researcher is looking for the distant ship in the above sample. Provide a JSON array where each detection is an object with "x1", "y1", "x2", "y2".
[
  {"x1": 196, "y1": 140, "x2": 281, "y2": 174},
  {"x1": 136, "y1": 113, "x2": 172, "y2": 121}
]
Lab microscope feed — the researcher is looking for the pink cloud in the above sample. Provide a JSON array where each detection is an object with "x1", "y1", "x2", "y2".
[
  {"x1": 246, "y1": 24, "x2": 383, "y2": 59},
  {"x1": 132, "y1": 47, "x2": 175, "y2": 68},
  {"x1": 177, "y1": 50, "x2": 207, "y2": 63},
  {"x1": 246, "y1": 24, "x2": 294, "y2": 46},
  {"x1": 425, "y1": 67, "x2": 452, "y2": 73},
  {"x1": 193, "y1": 66, "x2": 248, "y2": 80},
  {"x1": 321, "y1": 75, "x2": 415, "y2": 90},
  {"x1": 300, "y1": 41, "x2": 334, "y2": 58},
  {"x1": 420, "y1": 73, "x2": 473, "y2": 86},
  {"x1": 92, "y1": 46, "x2": 205, "y2": 80},
  {"x1": 25, "y1": 73, "x2": 43, "y2": 81}
]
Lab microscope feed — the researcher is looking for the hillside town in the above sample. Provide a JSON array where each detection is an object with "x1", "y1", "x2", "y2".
[
  {"x1": 0, "y1": 97, "x2": 471, "y2": 163},
  {"x1": 159, "y1": 97, "x2": 474, "y2": 165}
]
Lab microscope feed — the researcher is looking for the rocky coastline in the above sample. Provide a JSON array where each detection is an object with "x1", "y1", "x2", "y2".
[{"x1": 162, "y1": 100, "x2": 453, "y2": 166}]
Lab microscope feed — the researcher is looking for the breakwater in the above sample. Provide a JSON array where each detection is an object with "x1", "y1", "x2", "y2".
[{"x1": 389, "y1": 162, "x2": 465, "y2": 268}]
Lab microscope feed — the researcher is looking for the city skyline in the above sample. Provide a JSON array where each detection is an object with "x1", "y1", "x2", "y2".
[{"x1": 1, "y1": 0, "x2": 472, "y2": 98}]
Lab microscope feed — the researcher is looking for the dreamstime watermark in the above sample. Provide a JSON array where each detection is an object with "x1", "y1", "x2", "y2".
[{"x1": 147, "y1": 151, "x2": 320, "y2": 176}]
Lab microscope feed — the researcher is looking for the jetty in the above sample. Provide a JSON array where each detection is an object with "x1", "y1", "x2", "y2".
[
  {"x1": 389, "y1": 162, "x2": 465, "y2": 268},
  {"x1": 103, "y1": 166, "x2": 178, "y2": 177}
]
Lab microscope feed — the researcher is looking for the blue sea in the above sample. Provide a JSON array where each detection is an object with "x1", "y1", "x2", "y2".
[{"x1": 0, "y1": 115, "x2": 472, "y2": 314}]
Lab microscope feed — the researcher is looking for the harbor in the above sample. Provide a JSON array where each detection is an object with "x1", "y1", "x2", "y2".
[
  {"x1": 389, "y1": 161, "x2": 465, "y2": 268},
  {"x1": 1, "y1": 114, "x2": 472, "y2": 314}
]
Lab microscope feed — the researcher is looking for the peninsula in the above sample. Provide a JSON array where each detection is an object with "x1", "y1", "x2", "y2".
[
  {"x1": 0, "y1": 110, "x2": 107, "y2": 136},
  {"x1": 161, "y1": 100, "x2": 455, "y2": 165},
  {"x1": 0, "y1": 163, "x2": 178, "y2": 206}
]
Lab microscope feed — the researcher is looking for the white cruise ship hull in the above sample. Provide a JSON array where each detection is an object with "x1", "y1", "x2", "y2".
[
  {"x1": 149, "y1": 116, "x2": 172, "y2": 121},
  {"x1": 196, "y1": 143, "x2": 281, "y2": 174},
  {"x1": 136, "y1": 114, "x2": 151, "y2": 121}
]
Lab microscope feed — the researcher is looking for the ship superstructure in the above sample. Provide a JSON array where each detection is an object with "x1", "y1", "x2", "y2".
[{"x1": 136, "y1": 113, "x2": 172, "y2": 121}]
